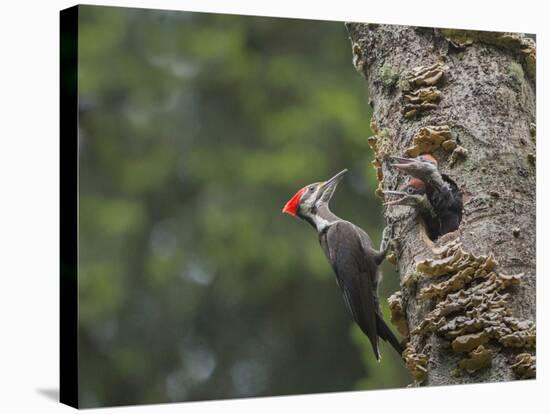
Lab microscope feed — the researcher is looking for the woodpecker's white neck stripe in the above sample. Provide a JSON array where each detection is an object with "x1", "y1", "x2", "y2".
[{"x1": 311, "y1": 216, "x2": 343, "y2": 233}]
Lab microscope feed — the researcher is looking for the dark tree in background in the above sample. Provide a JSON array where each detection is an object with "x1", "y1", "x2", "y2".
[{"x1": 347, "y1": 24, "x2": 536, "y2": 385}]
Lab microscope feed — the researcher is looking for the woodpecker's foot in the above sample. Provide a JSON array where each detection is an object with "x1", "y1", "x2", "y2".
[
  {"x1": 389, "y1": 236, "x2": 403, "y2": 257},
  {"x1": 375, "y1": 223, "x2": 396, "y2": 265},
  {"x1": 391, "y1": 236, "x2": 403, "y2": 250}
]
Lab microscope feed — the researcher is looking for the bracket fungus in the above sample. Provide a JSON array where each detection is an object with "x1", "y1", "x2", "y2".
[
  {"x1": 415, "y1": 240, "x2": 496, "y2": 278},
  {"x1": 386, "y1": 251, "x2": 398, "y2": 265},
  {"x1": 511, "y1": 353, "x2": 536, "y2": 379},
  {"x1": 402, "y1": 87, "x2": 441, "y2": 119},
  {"x1": 459, "y1": 345, "x2": 492, "y2": 374},
  {"x1": 401, "y1": 62, "x2": 445, "y2": 119},
  {"x1": 402, "y1": 271, "x2": 422, "y2": 290},
  {"x1": 405, "y1": 238, "x2": 535, "y2": 377},
  {"x1": 367, "y1": 119, "x2": 395, "y2": 199},
  {"x1": 452, "y1": 331, "x2": 490, "y2": 353},
  {"x1": 404, "y1": 125, "x2": 453, "y2": 158},
  {"x1": 403, "y1": 344, "x2": 428, "y2": 384},
  {"x1": 449, "y1": 145, "x2": 468, "y2": 166},
  {"x1": 403, "y1": 125, "x2": 467, "y2": 166},
  {"x1": 404, "y1": 63, "x2": 445, "y2": 88},
  {"x1": 388, "y1": 291, "x2": 409, "y2": 337}
]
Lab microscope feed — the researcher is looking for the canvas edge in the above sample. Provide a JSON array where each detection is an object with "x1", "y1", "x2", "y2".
[{"x1": 60, "y1": 4, "x2": 79, "y2": 409}]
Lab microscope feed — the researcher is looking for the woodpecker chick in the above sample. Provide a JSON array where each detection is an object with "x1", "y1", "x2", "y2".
[
  {"x1": 390, "y1": 154, "x2": 463, "y2": 235},
  {"x1": 282, "y1": 169, "x2": 404, "y2": 361},
  {"x1": 383, "y1": 178, "x2": 428, "y2": 208},
  {"x1": 383, "y1": 178, "x2": 439, "y2": 240}
]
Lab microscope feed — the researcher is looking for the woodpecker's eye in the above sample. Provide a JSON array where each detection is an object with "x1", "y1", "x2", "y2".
[
  {"x1": 406, "y1": 187, "x2": 414, "y2": 194},
  {"x1": 309, "y1": 187, "x2": 314, "y2": 192}
]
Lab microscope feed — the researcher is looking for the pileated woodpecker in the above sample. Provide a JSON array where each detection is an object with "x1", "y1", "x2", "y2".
[
  {"x1": 282, "y1": 169, "x2": 403, "y2": 360},
  {"x1": 383, "y1": 178, "x2": 440, "y2": 240},
  {"x1": 390, "y1": 154, "x2": 463, "y2": 235}
]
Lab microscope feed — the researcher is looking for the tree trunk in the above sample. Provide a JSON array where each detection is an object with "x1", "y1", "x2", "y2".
[{"x1": 346, "y1": 23, "x2": 536, "y2": 386}]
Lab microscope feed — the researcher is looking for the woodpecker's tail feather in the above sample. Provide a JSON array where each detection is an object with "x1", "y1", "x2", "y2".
[
  {"x1": 371, "y1": 342, "x2": 381, "y2": 362},
  {"x1": 376, "y1": 313, "x2": 404, "y2": 358}
]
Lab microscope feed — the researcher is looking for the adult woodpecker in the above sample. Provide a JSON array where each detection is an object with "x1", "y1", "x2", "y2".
[
  {"x1": 282, "y1": 169, "x2": 403, "y2": 361},
  {"x1": 383, "y1": 178, "x2": 440, "y2": 240},
  {"x1": 390, "y1": 154, "x2": 463, "y2": 235}
]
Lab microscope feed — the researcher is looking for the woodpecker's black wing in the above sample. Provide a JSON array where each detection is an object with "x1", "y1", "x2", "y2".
[
  {"x1": 351, "y1": 224, "x2": 404, "y2": 357},
  {"x1": 321, "y1": 221, "x2": 381, "y2": 360}
]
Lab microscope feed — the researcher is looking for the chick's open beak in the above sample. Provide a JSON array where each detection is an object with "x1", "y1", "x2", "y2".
[
  {"x1": 390, "y1": 156, "x2": 417, "y2": 170},
  {"x1": 382, "y1": 189, "x2": 409, "y2": 206}
]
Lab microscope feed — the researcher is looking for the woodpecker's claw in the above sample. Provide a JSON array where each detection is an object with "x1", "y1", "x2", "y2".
[
  {"x1": 385, "y1": 222, "x2": 396, "y2": 239},
  {"x1": 380, "y1": 222, "x2": 395, "y2": 255},
  {"x1": 390, "y1": 236, "x2": 401, "y2": 248}
]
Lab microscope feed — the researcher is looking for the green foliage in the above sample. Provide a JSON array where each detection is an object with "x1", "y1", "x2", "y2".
[{"x1": 77, "y1": 5, "x2": 407, "y2": 407}]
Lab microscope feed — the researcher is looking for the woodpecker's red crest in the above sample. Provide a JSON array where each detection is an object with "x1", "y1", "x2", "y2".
[
  {"x1": 417, "y1": 154, "x2": 438, "y2": 166},
  {"x1": 282, "y1": 188, "x2": 306, "y2": 216},
  {"x1": 406, "y1": 178, "x2": 426, "y2": 193}
]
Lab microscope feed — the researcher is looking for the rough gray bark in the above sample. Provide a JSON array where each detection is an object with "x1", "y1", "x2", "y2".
[{"x1": 346, "y1": 24, "x2": 536, "y2": 385}]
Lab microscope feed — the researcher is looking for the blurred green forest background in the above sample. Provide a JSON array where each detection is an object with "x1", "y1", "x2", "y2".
[{"x1": 77, "y1": 5, "x2": 409, "y2": 407}]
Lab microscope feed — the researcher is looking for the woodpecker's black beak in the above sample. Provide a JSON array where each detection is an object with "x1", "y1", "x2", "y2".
[
  {"x1": 319, "y1": 169, "x2": 348, "y2": 203},
  {"x1": 382, "y1": 189, "x2": 411, "y2": 206},
  {"x1": 390, "y1": 156, "x2": 437, "y2": 179},
  {"x1": 383, "y1": 188, "x2": 428, "y2": 208},
  {"x1": 390, "y1": 156, "x2": 417, "y2": 172}
]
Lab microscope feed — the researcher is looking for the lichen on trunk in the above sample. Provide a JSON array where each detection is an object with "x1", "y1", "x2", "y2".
[{"x1": 346, "y1": 23, "x2": 536, "y2": 386}]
